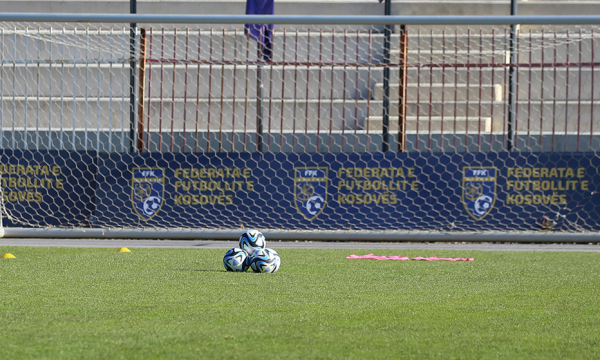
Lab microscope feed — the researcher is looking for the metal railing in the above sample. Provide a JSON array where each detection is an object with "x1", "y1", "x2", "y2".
[{"x1": 1, "y1": 14, "x2": 600, "y2": 154}]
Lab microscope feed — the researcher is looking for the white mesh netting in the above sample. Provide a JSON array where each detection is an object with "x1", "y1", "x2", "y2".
[{"x1": 0, "y1": 20, "x2": 599, "y2": 232}]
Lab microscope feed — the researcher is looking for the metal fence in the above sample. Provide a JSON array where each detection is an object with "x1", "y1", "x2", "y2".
[{"x1": 1, "y1": 14, "x2": 600, "y2": 154}]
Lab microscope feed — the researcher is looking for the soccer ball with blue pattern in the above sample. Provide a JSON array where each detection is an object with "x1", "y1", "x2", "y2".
[
  {"x1": 238, "y1": 229, "x2": 266, "y2": 255},
  {"x1": 223, "y1": 248, "x2": 250, "y2": 272},
  {"x1": 246, "y1": 248, "x2": 281, "y2": 273}
]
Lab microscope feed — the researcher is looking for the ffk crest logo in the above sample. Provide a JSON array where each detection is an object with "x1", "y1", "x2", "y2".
[
  {"x1": 132, "y1": 168, "x2": 165, "y2": 221},
  {"x1": 294, "y1": 167, "x2": 328, "y2": 221},
  {"x1": 462, "y1": 167, "x2": 497, "y2": 221}
]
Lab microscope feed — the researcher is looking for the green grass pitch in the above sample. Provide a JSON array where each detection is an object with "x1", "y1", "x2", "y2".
[{"x1": 1, "y1": 247, "x2": 600, "y2": 359}]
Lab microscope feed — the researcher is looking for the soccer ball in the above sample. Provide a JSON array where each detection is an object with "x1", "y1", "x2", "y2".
[
  {"x1": 238, "y1": 229, "x2": 266, "y2": 255},
  {"x1": 223, "y1": 248, "x2": 249, "y2": 272},
  {"x1": 474, "y1": 195, "x2": 493, "y2": 216},
  {"x1": 246, "y1": 248, "x2": 281, "y2": 273},
  {"x1": 305, "y1": 195, "x2": 325, "y2": 216},
  {"x1": 142, "y1": 196, "x2": 162, "y2": 216}
]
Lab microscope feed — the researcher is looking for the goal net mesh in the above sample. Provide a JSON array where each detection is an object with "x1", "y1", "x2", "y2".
[{"x1": 0, "y1": 20, "x2": 599, "y2": 233}]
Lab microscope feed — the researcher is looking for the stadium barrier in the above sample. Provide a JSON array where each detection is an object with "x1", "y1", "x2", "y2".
[{"x1": 0, "y1": 13, "x2": 599, "y2": 241}]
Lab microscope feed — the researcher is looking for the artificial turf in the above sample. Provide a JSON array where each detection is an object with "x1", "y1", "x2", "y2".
[{"x1": 0, "y1": 246, "x2": 599, "y2": 359}]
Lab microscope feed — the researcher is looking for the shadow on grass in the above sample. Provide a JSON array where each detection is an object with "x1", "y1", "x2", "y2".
[{"x1": 176, "y1": 269, "x2": 225, "y2": 272}]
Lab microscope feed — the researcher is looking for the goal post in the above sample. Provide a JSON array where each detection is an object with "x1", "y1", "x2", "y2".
[{"x1": 1, "y1": 14, "x2": 600, "y2": 241}]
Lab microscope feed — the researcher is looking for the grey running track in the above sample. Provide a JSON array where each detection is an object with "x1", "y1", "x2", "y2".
[{"x1": 1, "y1": 239, "x2": 600, "y2": 252}]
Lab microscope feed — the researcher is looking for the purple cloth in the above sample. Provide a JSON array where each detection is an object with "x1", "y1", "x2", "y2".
[{"x1": 245, "y1": 0, "x2": 274, "y2": 62}]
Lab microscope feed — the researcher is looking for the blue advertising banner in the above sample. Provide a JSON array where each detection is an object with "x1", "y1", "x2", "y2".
[
  {"x1": 95, "y1": 152, "x2": 600, "y2": 231},
  {"x1": 0, "y1": 150, "x2": 97, "y2": 227}
]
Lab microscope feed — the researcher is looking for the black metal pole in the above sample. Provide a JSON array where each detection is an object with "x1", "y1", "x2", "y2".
[
  {"x1": 382, "y1": 0, "x2": 392, "y2": 152},
  {"x1": 129, "y1": 0, "x2": 137, "y2": 153},
  {"x1": 507, "y1": 0, "x2": 518, "y2": 151},
  {"x1": 397, "y1": 24, "x2": 408, "y2": 153},
  {"x1": 256, "y1": 45, "x2": 264, "y2": 152}
]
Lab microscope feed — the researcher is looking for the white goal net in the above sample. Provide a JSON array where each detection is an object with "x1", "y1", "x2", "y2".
[{"x1": 0, "y1": 16, "x2": 599, "y2": 236}]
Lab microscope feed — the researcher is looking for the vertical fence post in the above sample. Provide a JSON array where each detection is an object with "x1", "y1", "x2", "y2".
[
  {"x1": 257, "y1": 43, "x2": 264, "y2": 153},
  {"x1": 397, "y1": 24, "x2": 408, "y2": 152},
  {"x1": 129, "y1": 0, "x2": 137, "y2": 153},
  {"x1": 137, "y1": 28, "x2": 147, "y2": 152},
  {"x1": 507, "y1": 0, "x2": 518, "y2": 151},
  {"x1": 382, "y1": 0, "x2": 392, "y2": 152}
]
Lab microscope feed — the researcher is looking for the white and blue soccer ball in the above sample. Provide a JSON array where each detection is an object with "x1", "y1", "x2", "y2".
[
  {"x1": 142, "y1": 196, "x2": 162, "y2": 216},
  {"x1": 246, "y1": 248, "x2": 281, "y2": 273},
  {"x1": 223, "y1": 248, "x2": 250, "y2": 272},
  {"x1": 474, "y1": 195, "x2": 493, "y2": 216},
  {"x1": 238, "y1": 229, "x2": 266, "y2": 255}
]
